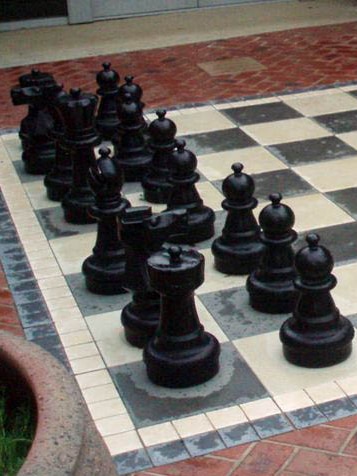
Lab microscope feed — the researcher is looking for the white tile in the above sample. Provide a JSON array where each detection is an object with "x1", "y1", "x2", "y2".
[
  {"x1": 173, "y1": 414, "x2": 214, "y2": 438},
  {"x1": 337, "y1": 375, "x2": 357, "y2": 397},
  {"x1": 50, "y1": 307, "x2": 82, "y2": 321},
  {"x1": 196, "y1": 181, "x2": 224, "y2": 211},
  {"x1": 175, "y1": 109, "x2": 235, "y2": 135},
  {"x1": 283, "y1": 91, "x2": 357, "y2": 116},
  {"x1": 76, "y1": 369, "x2": 112, "y2": 389},
  {"x1": 337, "y1": 131, "x2": 357, "y2": 149},
  {"x1": 64, "y1": 342, "x2": 98, "y2": 360},
  {"x1": 104, "y1": 430, "x2": 142, "y2": 455},
  {"x1": 96, "y1": 414, "x2": 134, "y2": 437},
  {"x1": 241, "y1": 397, "x2": 280, "y2": 420},
  {"x1": 61, "y1": 329, "x2": 93, "y2": 347},
  {"x1": 56, "y1": 318, "x2": 88, "y2": 334},
  {"x1": 38, "y1": 276, "x2": 68, "y2": 290},
  {"x1": 70, "y1": 355, "x2": 105, "y2": 374},
  {"x1": 82, "y1": 383, "x2": 119, "y2": 404},
  {"x1": 305, "y1": 382, "x2": 346, "y2": 404},
  {"x1": 33, "y1": 265, "x2": 62, "y2": 280},
  {"x1": 195, "y1": 297, "x2": 228, "y2": 343},
  {"x1": 49, "y1": 232, "x2": 96, "y2": 275},
  {"x1": 28, "y1": 257, "x2": 58, "y2": 271},
  {"x1": 46, "y1": 295, "x2": 78, "y2": 311},
  {"x1": 41, "y1": 285, "x2": 72, "y2": 300},
  {"x1": 88, "y1": 398, "x2": 127, "y2": 420},
  {"x1": 273, "y1": 390, "x2": 315, "y2": 412},
  {"x1": 23, "y1": 180, "x2": 59, "y2": 210},
  {"x1": 123, "y1": 192, "x2": 166, "y2": 214},
  {"x1": 206, "y1": 406, "x2": 247, "y2": 429},
  {"x1": 138, "y1": 422, "x2": 179, "y2": 446},
  {"x1": 333, "y1": 263, "x2": 357, "y2": 315}
]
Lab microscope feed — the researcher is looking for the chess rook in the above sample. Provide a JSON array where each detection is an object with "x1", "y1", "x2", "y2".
[
  {"x1": 82, "y1": 146, "x2": 130, "y2": 295},
  {"x1": 120, "y1": 206, "x2": 187, "y2": 348},
  {"x1": 144, "y1": 246, "x2": 220, "y2": 388},
  {"x1": 166, "y1": 139, "x2": 215, "y2": 244},
  {"x1": 95, "y1": 62, "x2": 120, "y2": 140},
  {"x1": 247, "y1": 193, "x2": 298, "y2": 313},
  {"x1": 212, "y1": 163, "x2": 264, "y2": 275},
  {"x1": 280, "y1": 233, "x2": 354, "y2": 367}
]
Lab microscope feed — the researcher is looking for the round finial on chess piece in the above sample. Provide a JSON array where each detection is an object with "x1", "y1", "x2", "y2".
[
  {"x1": 168, "y1": 246, "x2": 182, "y2": 264},
  {"x1": 232, "y1": 162, "x2": 243, "y2": 175},
  {"x1": 222, "y1": 162, "x2": 255, "y2": 203}
]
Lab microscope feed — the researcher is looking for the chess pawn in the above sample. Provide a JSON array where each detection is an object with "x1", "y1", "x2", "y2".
[
  {"x1": 212, "y1": 163, "x2": 264, "y2": 274},
  {"x1": 120, "y1": 206, "x2": 187, "y2": 348},
  {"x1": 96, "y1": 62, "x2": 120, "y2": 140},
  {"x1": 144, "y1": 246, "x2": 220, "y2": 388},
  {"x1": 43, "y1": 83, "x2": 73, "y2": 201},
  {"x1": 58, "y1": 88, "x2": 101, "y2": 224},
  {"x1": 11, "y1": 68, "x2": 55, "y2": 151},
  {"x1": 142, "y1": 109, "x2": 177, "y2": 203},
  {"x1": 113, "y1": 92, "x2": 151, "y2": 181},
  {"x1": 82, "y1": 147, "x2": 130, "y2": 295},
  {"x1": 118, "y1": 75, "x2": 145, "y2": 110},
  {"x1": 280, "y1": 233, "x2": 354, "y2": 367},
  {"x1": 246, "y1": 193, "x2": 298, "y2": 313},
  {"x1": 166, "y1": 139, "x2": 215, "y2": 244}
]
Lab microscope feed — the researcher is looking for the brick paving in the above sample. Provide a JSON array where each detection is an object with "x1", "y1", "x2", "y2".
[{"x1": 3, "y1": 19, "x2": 357, "y2": 475}]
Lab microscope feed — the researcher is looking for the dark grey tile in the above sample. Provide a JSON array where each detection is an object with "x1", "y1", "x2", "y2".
[
  {"x1": 251, "y1": 414, "x2": 293, "y2": 439},
  {"x1": 348, "y1": 90, "x2": 357, "y2": 99},
  {"x1": 218, "y1": 422, "x2": 259, "y2": 447},
  {"x1": 318, "y1": 398, "x2": 357, "y2": 421},
  {"x1": 147, "y1": 440, "x2": 189, "y2": 466},
  {"x1": 223, "y1": 102, "x2": 302, "y2": 126},
  {"x1": 326, "y1": 188, "x2": 357, "y2": 220},
  {"x1": 16, "y1": 300, "x2": 51, "y2": 328},
  {"x1": 1, "y1": 245, "x2": 27, "y2": 263},
  {"x1": 268, "y1": 136, "x2": 357, "y2": 166},
  {"x1": 114, "y1": 448, "x2": 152, "y2": 476},
  {"x1": 65, "y1": 272, "x2": 131, "y2": 317},
  {"x1": 12, "y1": 289, "x2": 43, "y2": 305},
  {"x1": 9, "y1": 278, "x2": 38, "y2": 293},
  {"x1": 13, "y1": 160, "x2": 43, "y2": 183},
  {"x1": 35, "y1": 206, "x2": 96, "y2": 240},
  {"x1": 183, "y1": 128, "x2": 257, "y2": 156},
  {"x1": 286, "y1": 406, "x2": 327, "y2": 429},
  {"x1": 252, "y1": 168, "x2": 314, "y2": 201},
  {"x1": 31, "y1": 334, "x2": 70, "y2": 371},
  {"x1": 110, "y1": 342, "x2": 268, "y2": 427},
  {"x1": 199, "y1": 287, "x2": 289, "y2": 340},
  {"x1": 25, "y1": 322, "x2": 57, "y2": 340},
  {"x1": 183, "y1": 431, "x2": 225, "y2": 457},
  {"x1": 314, "y1": 109, "x2": 357, "y2": 134}
]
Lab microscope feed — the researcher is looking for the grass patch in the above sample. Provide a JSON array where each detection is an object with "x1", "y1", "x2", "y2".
[{"x1": 0, "y1": 386, "x2": 35, "y2": 475}]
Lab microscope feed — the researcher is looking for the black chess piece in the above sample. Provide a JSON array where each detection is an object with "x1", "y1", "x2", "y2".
[
  {"x1": 246, "y1": 192, "x2": 298, "y2": 313},
  {"x1": 280, "y1": 233, "x2": 354, "y2": 367},
  {"x1": 144, "y1": 246, "x2": 220, "y2": 388},
  {"x1": 82, "y1": 147, "x2": 130, "y2": 295},
  {"x1": 212, "y1": 163, "x2": 264, "y2": 274},
  {"x1": 42, "y1": 83, "x2": 73, "y2": 201},
  {"x1": 120, "y1": 206, "x2": 187, "y2": 348},
  {"x1": 142, "y1": 109, "x2": 177, "y2": 203},
  {"x1": 96, "y1": 62, "x2": 120, "y2": 140},
  {"x1": 118, "y1": 75, "x2": 145, "y2": 110},
  {"x1": 58, "y1": 88, "x2": 101, "y2": 224},
  {"x1": 113, "y1": 92, "x2": 151, "y2": 181},
  {"x1": 165, "y1": 139, "x2": 215, "y2": 244},
  {"x1": 11, "y1": 81, "x2": 56, "y2": 174},
  {"x1": 11, "y1": 68, "x2": 55, "y2": 151}
]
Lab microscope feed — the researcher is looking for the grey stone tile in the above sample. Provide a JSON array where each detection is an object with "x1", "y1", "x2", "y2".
[
  {"x1": 286, "y1": 406, "x2": 327, "y2": 429},
  {"x1": 114, "y1": 448, "x2": 151, "y2": 476},
  {"x1": 218, "y1": 422, "x2": 259, "y2": 447},
  {"x1": 147, "y1": 440, "x2": 190, "y2": 466},
  {"x1": 183, "y1": 431, "x2": 225, "y2": 457},
  {"x1": 251, "y1": 414, "x2": 293, "y2": 439},
  {"x1": 36, "y1": 206, "x2": 96, "y2": 240},
  {"x1": 318, "y1": 398, "x2": 357, "y2": 421}
]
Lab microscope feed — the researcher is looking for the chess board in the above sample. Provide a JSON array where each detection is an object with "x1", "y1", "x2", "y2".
[{"x1": 3, "y1": 85, "x2": 357, "y2": 475}]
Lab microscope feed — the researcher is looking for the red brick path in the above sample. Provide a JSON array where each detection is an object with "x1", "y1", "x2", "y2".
[
  {"x1": 0, "y1": 263, "x2": 24, "y2": 336},
  {"x1": 135, "y1": 416, "x2": 357, "y2": 476},
  {"x1": 2, "y1": 22, "x2": 357, "y2": 129}
]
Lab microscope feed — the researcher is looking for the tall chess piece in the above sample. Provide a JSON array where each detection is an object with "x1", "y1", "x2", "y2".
[
  {"x1": 247, "y1": 193, "x2": 298, "y2": 313},
  {"x1": 113, "y1": 92, "x2": 151, "y2": 181},
  {"x1": 166, "y1": 139, "x2": 215, "y2": 244},
  {"x1": 212, "y1": 163, "x2": 264, "y2": 274},
  {"x1": 120, "y1": 206, "x2": 187, "y2": 348},
  {"x1": 43, "y1": 83, "x2": 72, "y2": 201},
  {"x1": 142, "y1": 109, "x2": 177, "y2": 203},
  {"x1": 280, "y1": 233, "x2": 354, "y2": 367},
  {"x1": 144, "y1": 246, "x2": 220, "y2": 388},
  {"x1": 58, "y1": 88, "x2": 101, "y2": 224},
  {"x1": 11, "y1": 68, "x2": 55, "y2": 151},
  {"x1": 96, "y1": 62, "x2": 120, "y2": 140},
  {"x1": 82, "y1": 147, "x2": 130, "y2": 294}
]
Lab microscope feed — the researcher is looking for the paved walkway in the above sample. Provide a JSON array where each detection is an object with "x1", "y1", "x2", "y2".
[{"x1": 3, "y1": 12, "x2": 357, "y2": 475}]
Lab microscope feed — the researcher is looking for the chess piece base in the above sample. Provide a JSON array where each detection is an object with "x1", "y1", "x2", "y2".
[
  {"x1": 121, "y1": 296, "x2": 160, "y2": 348},
  {"x1": 82, "y1": 255, "x2": 127, "y2": 295},
  {"x1": 22, "y1": 147, "x2": 55, "y2": 175},
  {"x1": 62, "y1": 190, "x2": 96, "y2": 224},
  {"x1": 212, "y1": 239, "x2": 264, "y2": 275},
  {"x1": 247, "y1": 275, "x2": 298, "y2": 314},
  {"x1": 168, "y1": 208, "x2": 215, "y2": 244},
  {"x1": 44, "y1": 173, "x2": 71, "y2": 202},
  {"x1": 142, "y1": 177, "x2": 172, "y2": 204},
  {"x1": 116, "y1": 152, "x2": 152, "y2": 182}
]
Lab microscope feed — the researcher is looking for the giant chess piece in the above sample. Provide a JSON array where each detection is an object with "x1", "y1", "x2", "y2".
[
  {"x1": 120, "y1": 206, "x2": 187, "y2": 348},
  {"x1": 95, "y1": 62, "x2": 120, "y2": 140},
  {"x1": 42, "y1": 83, "x2": 73, "y2": 201},
  {"x1": 166, "y1": 139, "x2": 215, "y2": 244},
  {"x1": 247, "y1": 193, "x2": 298, "y2": 313},
  {"x1": 82, "y1": 147, "x2": 130, "y2": 294},
  {"x1": 11, "y1": 68, "x2": 55, "y2": 151},
  {"x1": 144, "y1": 246, "x2": 220, "y2": 388},
  {"x1": 142, "y1": 109, "x2": 177, "y2": 203},
  {"x1": 280, "y1": 233, "x2": 354, "y2": 367},
  {"x1": 113, "y1": 92, "x2": 151, "y2": 181},
  {"x1": 58, "y1": 88, "x2": 101, "y2": 224},
  {"x1": 118, "y1": 75, "x2": 145, "y2": 111},
  {"x1": 212, "y1": 163, "x2": 264, "y2": 274}
]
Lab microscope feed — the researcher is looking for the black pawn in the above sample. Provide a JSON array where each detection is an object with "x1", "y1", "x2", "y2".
[
  {"x1": 58, "y1": 88, "x2": 101, "y2": 224},
  {"x1": 118, "y1": 75, "x2": 145, "y2": 110},
  {"x1": 246, "y1": 192, "x2": 298, "y2": 313},
  {"x1": 166, "y1": 139, "x2": 215, "y2": 244},
  {"x1": 212, "y1": 163, "x2": 264, "y2": 274},
  {"x1": 113, "y1": 92, "x2": 151, "y2": 181},
  {"x1": 142, "y1": 109, "x2": 177, "y2": 203},
  {"x1": 280, "y1": 233, "x2": 354, "y2": 367},
  {"x1": 43, "y1": 83, "x2": 72, "y2": 201},
  {"x1": 120, "y1": 206, "x2": 187, "y2": 348},
  {"x1": 96, "y1": 62, "x2": 120, "y2": 140},
  {"x1": 82, "y1": 146, "x2": 130, "y2": 295},
  {"x1": 144, "y1": 246, "x2": 220, "y2": 388}
]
